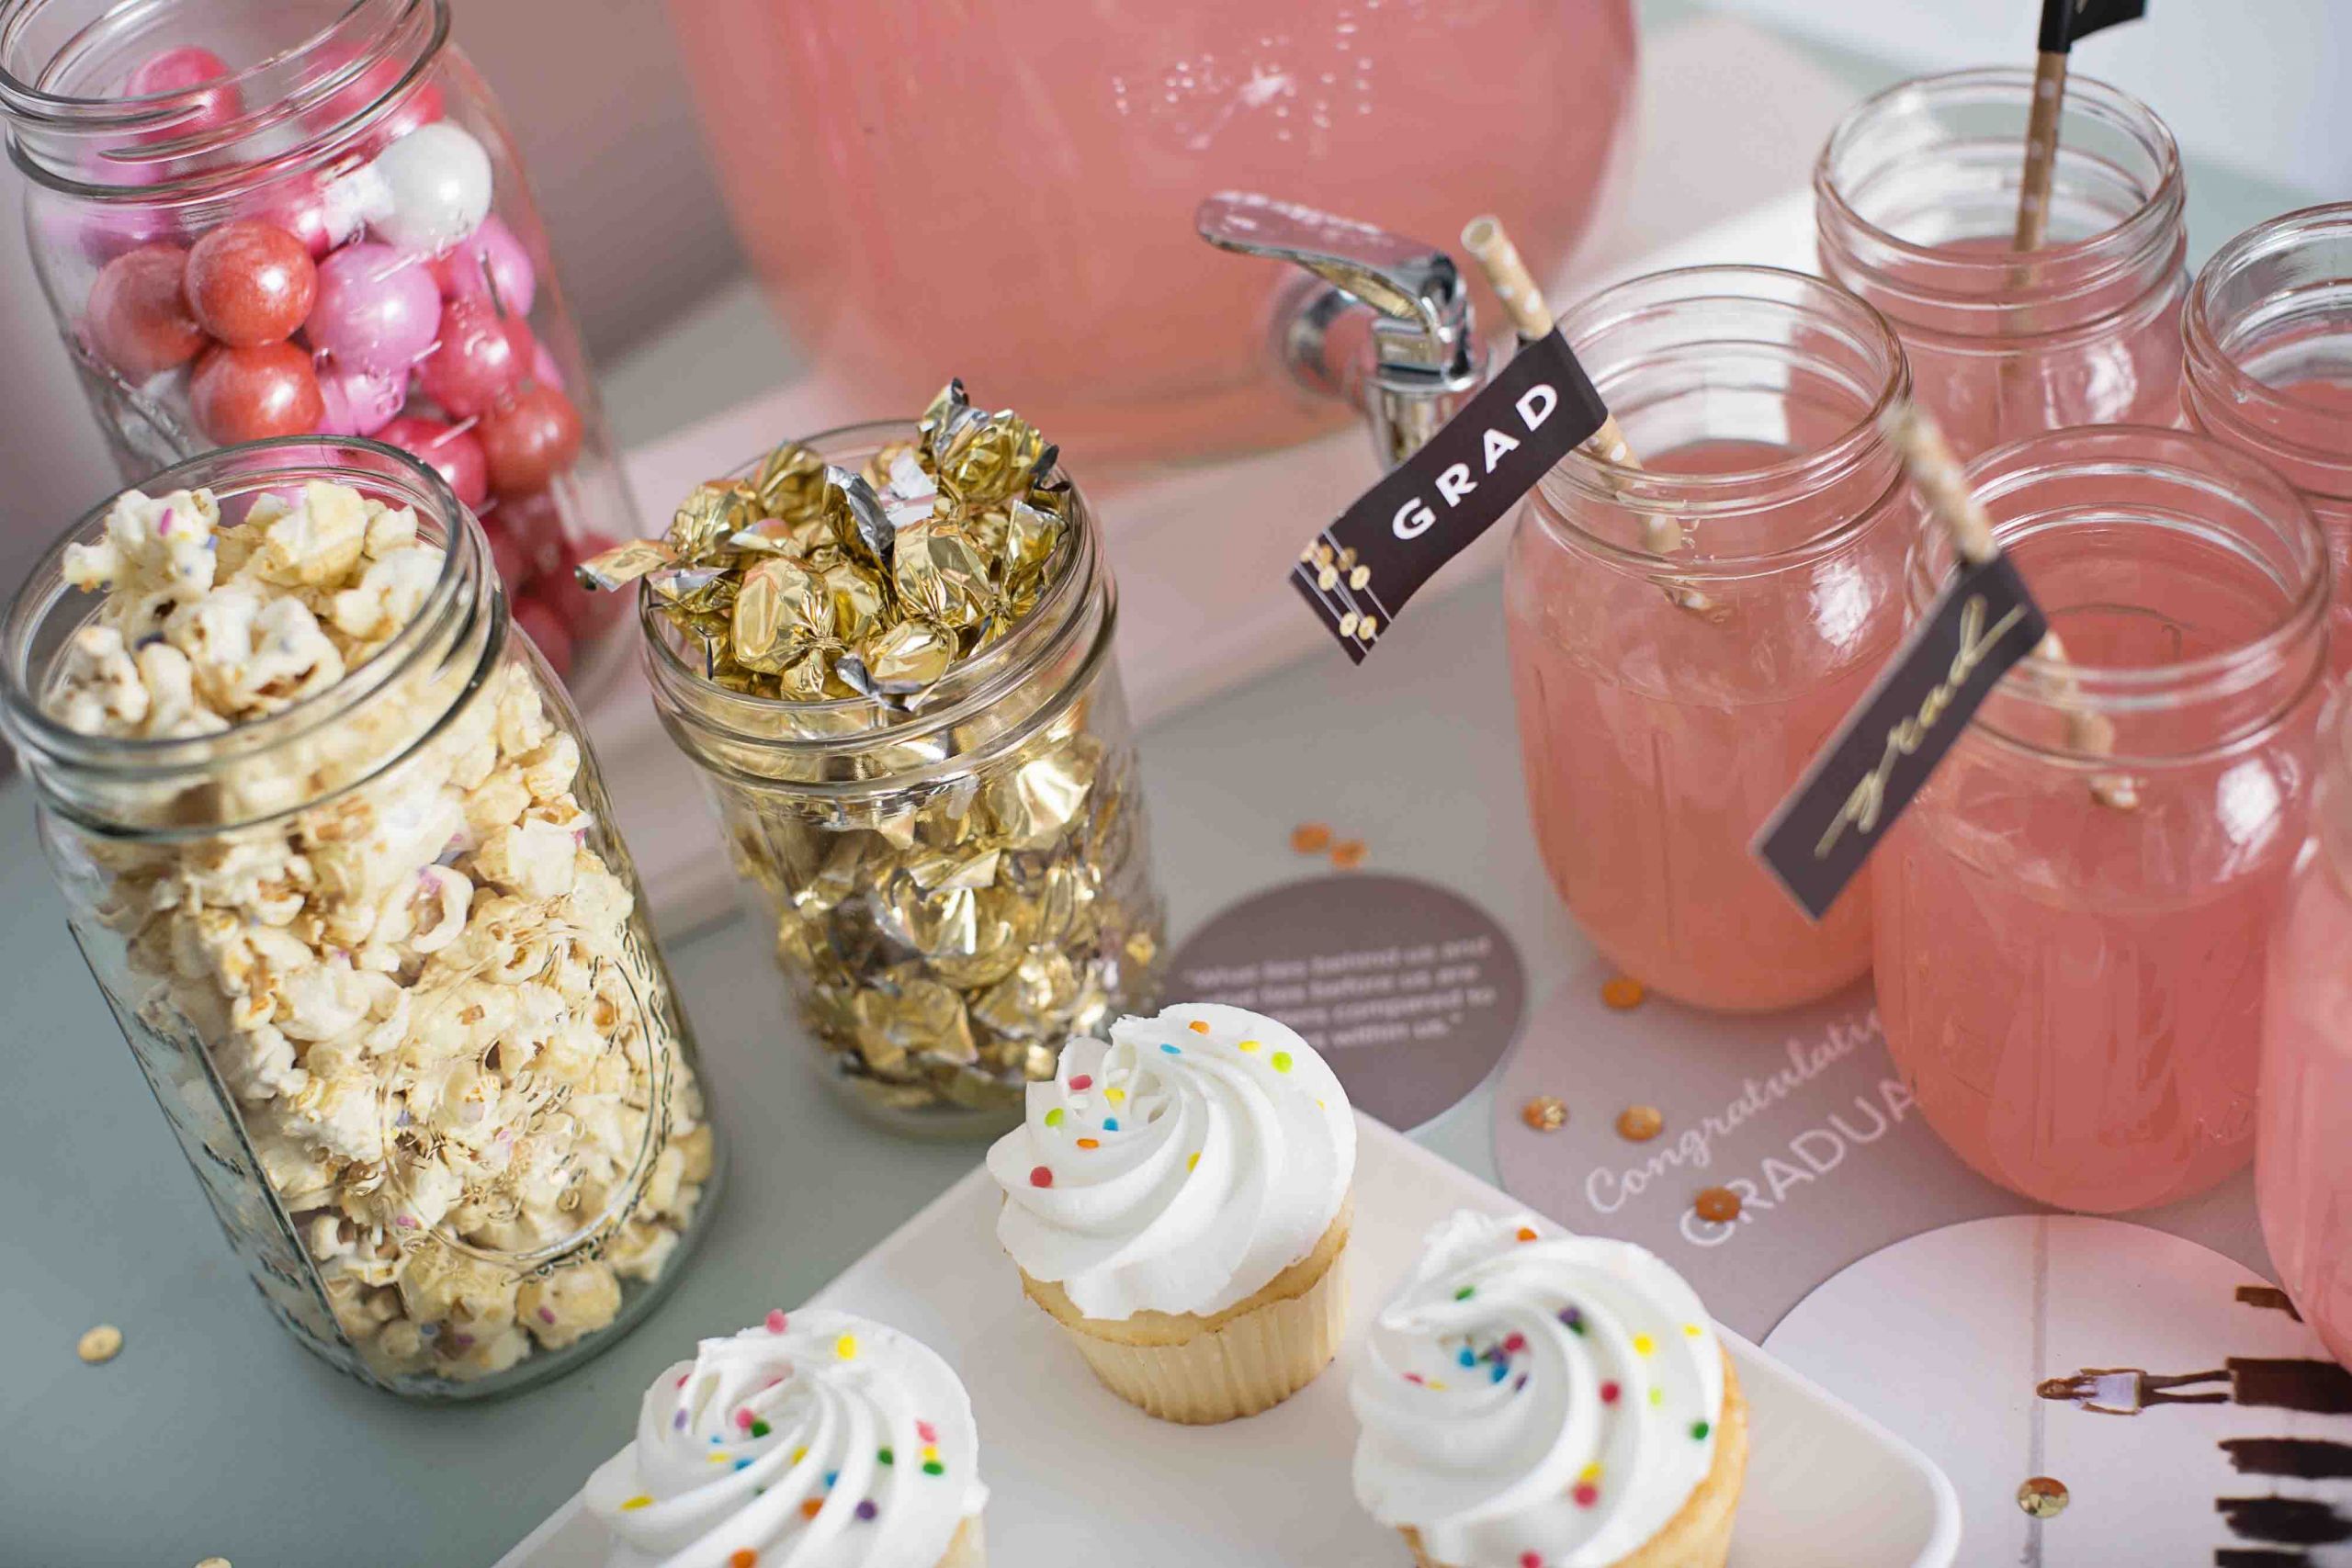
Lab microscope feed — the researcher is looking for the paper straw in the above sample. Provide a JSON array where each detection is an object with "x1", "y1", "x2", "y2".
[
  {"x1": 1879, "y1": 400, "x2": 2138, "y2": 809},
  {"x1": 1459, "y1": 216, "x2": 1711, "y2": 613}
]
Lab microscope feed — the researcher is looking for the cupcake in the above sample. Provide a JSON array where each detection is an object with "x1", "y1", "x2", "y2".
[
  {"x1": 1351, "y1": 1213, "x2": 1747, "y2": 1568},
  {"x1": 583, "y1": 1310, "x2": 986, "y2": 1567},
  {"x1": 985, "y1": 1001, "x2": 1357, "y2": 1424}
]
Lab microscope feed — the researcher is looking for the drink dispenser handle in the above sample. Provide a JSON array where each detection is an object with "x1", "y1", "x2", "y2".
[{"x1": 1195, "y1": 192, "x2": 1485, "y2": 469}]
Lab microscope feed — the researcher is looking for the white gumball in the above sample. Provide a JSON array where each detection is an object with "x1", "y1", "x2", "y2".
[{"x1": 367, "y1": 122, "x2": 493, "y2": 255}]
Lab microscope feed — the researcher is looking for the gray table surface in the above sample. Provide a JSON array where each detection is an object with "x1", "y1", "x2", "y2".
[{"x1": 0, "y1": 19, "x2": 2323, "y2": 1568}]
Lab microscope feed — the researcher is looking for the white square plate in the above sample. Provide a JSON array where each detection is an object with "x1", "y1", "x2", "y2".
[{"x1": 498, "y1": 1115, "x2": 1961, "y2": 1566}]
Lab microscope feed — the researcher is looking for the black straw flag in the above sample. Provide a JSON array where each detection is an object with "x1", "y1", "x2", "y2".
[{"x1": 2040, "y1": 0, "x2": 2146, "y2": 52}]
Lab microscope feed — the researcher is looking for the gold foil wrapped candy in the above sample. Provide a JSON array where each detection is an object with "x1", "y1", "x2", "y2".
[{"x1": 619, "y1": 386, "x2": 1165, "y2": 1122}]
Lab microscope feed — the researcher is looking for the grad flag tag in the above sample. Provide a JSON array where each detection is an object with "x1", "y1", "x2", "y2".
[
  {"x1": 1753, "y1": 552, "x2": 2050, "y2": 920},
  {"x1": 1292, "y1": 328, "x2": 1608, "y2": 662},
  {"x1": 2041, "y1": 0, "x2": 2147, "y2": 52}
]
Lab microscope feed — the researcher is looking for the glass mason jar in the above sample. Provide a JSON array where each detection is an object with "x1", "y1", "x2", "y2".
[
  {"x1": 1, "y1": 0, "x2": 639, "y2": 688},
  {"x1": 1875, "y1": 427, "x2": 2328, "y2": 1214},
  {"x1": 0, "y1": 438, "x2": 719, "y2": 1399},
  {"x1": 1504, "y1": 266, "x2": 1913, "y2": 1012},
  {"x1": 2259, "y1": 688, "x2": 2352, "y2": 1370},
  {"x1": 644, "y1": 423, "x2": 1165, "y2": 1135},
  {"x1": 1815, "y1": 67, "x2": 2188, "y2": 461},
  {"x1": 2185, "y1": 204, "x2": 2352, "y2": 673}
]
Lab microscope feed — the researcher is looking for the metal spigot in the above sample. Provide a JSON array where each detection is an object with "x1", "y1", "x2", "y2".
[{"x1": 1196, "y1": 192, "x2": 1484, "y2": 469}]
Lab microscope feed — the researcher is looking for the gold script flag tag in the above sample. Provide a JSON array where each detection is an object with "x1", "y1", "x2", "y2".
[{"x1": 1753, "y1": 552, "x2": 2049, "y2": 920}]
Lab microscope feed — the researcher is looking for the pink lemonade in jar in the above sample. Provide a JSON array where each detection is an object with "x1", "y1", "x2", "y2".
[
  {"x1": 1507, "y1": 267, "x2": 1912, "y2": 1012},
  {"x1": 1875, "y1": 428, "x2": 2329, "y2": 1213},
  {"x1": 2259, "y1": 751, "x2": 2352, "y2": 1369},
  {"x1": 2186, "y1": 206, "x2": 2352, "y2": 674},
  {"x1": 1817, "y1": 69, "x2": 2187, "y2": 462},
  {"x1": 669, "y1": 0, "x2": 1638, "y2": 465}
]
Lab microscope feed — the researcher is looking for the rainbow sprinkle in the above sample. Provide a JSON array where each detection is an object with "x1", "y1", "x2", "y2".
[
  {"x1": 1029, "y1": 1166, "x2": 1053, "y2": 1189},
  {"x1": 620, "y1": 1495, "x2": 652, "y2": 1511},
  {"x1": 1189, "y1": 1020, "x2": 1211, "y2": 1033},
  {"x1": 1600, "y1": 1382, "x2": 1621, "y2": 1404},
  {"x1": 1069, "y1": 1074, "x2": 1093, "y2": 1090},
  {"x1": 1271, "y1": 1051, "x2": 1294, "y2": 1073},
  {"x1": 1238, "y1": 1039, "x2": 1261, "y2": 1053},
  {"x1": 729, "y1": 1551, "x2": 758, "y2": 1568},
  {"x1": 1454, "y1": 1287, "x2": 1476, "y2": 1301},
  {"x1": 1579, "y1": 1462, "x2": 1603, "y2": 1483},
  {"x1": 856, "y1": 1500, "x2": 878, "y2": 1521},
  {"x1": 1160, "y1": 1043, "x2": 1182, "y2": 1055},
  {"x1": 1187, "y1": 1152, "x2": 1200, "y2": 1171},
  {"x1": 877, "y1": 1447, "x2": 894, "y2": 1465},
  {"x1": 1105, "y1": 1088, "x2": 1125, "y2": 1105},
  {"x1": 835, "y1": 1335, "x2": 859, "y2": 1361},
  {"x1": 1633, "y1": 1333, "x2": 1656, "y2": 1358},
  {"x1": 1573, "y1": 1483, "x2": 1600, "y2": 1508},
  {"x1": 1649, "y1": 1387, "x2": 1665, "y2": 1407},
  {"x1": 1683, "y1": 1323, "x2": 1703, "y2": 1338},
  {"x1": 1690, "y1": 1420, "x2": 1711, "y2": 1441},
  {"x1": 765, "y1": 1309, "x2": 787, "y2": 1334},
  {"x1": 1077, "y1": 1137, "x2": 1100, "y2": 1150},
  {"x1": 752, "y1": 1421, "x2": 771, "y2": 1438},
  {"x1": 1102, "y1": 1117, "x2": 1120, "y2": 1132},
  {"x1": 1044, "y1": 1108, "x2": 1065, "y2": 1128},
  {"x1": 917, "y1": 1421, "x2": 938, "y2": 1443},
  {"x1": 1560, "y1": 1306, "x2": 1585, "y2": 1335}
]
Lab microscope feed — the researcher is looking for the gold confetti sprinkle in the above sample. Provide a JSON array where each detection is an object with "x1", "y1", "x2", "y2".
[
  {"x1": 1349, "y1": 565, "x2": 1371, "y2": 590},
  {"x1": 1359, "y1": 615, "x2": 1379, "y2": 638},
  {"x1": 1291, "y1": 823, "x2": 1333, "y2": 854},
  {"x1": 2016, "y1": 1476, "x2": 2070, "y2": 1519},
  {"x1": 77, "y1": 1325, "x2": 122, "y2": 1364},
  {"x1": 1600, "y1": 975, "x2": 1646, "y2": 1010},
  {"x1": 1521, "y1": 1096, "x2": 1567, "y2": 1132},
  {"x1": 1693, "y1": 1187, "x2": 1742, "y2": 1224},
  {"x1": 1330, "y1": 840, "x2": 1367, "y2": 870},
  {"x1": 1338, "y1": 610, "x2": 1361, "y2": 637},
  {"x1": 1615, "y1": 1105, "x2": 1664, "y2": 1142}
]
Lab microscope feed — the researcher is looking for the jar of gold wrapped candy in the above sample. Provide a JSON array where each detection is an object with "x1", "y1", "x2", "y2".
[
  {"x1": 617, "y1": 385, "x2": 1165, "y2": 1132},
  {"x1": 1, "y1": 437, "x2": 718, "y2": 1399}
]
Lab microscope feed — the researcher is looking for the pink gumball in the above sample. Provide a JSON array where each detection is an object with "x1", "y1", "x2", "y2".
[
  {"x1": 375, "y1": 413, "x2": 488, "y2": 509},
  {"x1": 430, "y1": 215, "x2": 535, "y2": 316},
  {"x1": 528, "y1": 340, "x2": 564, "y2": 392},
  {"x1": 315, "y1": 361, "x2": 408, "y2": 436},
  {"x1": 122, "y1": 46, "x2": 242, "y2": 147},
  {"x1": 259, "y1": 166, "x2": 383, "y2": 259},
  {"x1": 416, "y1": 294, "x2": 531, "y2": 419},
  {"x1": 306, "y1": 243, "x2": 440, "y2": 375}
]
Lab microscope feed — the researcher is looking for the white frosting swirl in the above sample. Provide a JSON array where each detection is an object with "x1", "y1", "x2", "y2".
[
  {"x1": 584, "y1": 1311, "x2": 984, "y2": 1568},
  {"x1": 1351, "y1": 1213, "x2": 1724, "y2": 1568},
  {"x1": 985, "y1": 1002, "x2": 1355, "y2": 1320}
]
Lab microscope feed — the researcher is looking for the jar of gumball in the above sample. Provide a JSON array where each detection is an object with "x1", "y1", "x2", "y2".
[{"x1": 0, "y1": 0, "x2": 637, "y2": 690}]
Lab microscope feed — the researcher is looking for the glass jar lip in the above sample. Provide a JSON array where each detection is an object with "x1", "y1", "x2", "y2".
[
  {"x1": 637, "y1": 416, "x2": 1096, "y2": 741},
  {"x1": 0, "y1": 434, "x2": 478, "y2": 777},
  {"x1": 1533, "y1": 263, "x2": 1909, "y2": 570},
  {"x1": 1813, "y1": 65, "x2": 2184, "y2": 285},
  {"x1": 0, "y1": 0, "x2": 446, "y2": 197},
  {"x1": 1905, "y1": 423, "x2": 2330, "y2": 720},
  {"x1": 2186, "y1": 201, "x2": 2352, "y2": 437}
]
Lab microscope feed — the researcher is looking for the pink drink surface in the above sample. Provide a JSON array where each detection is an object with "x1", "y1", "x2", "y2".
[
  {"x1": 1875, "y1": 535, "x2": 2312, "y2": 1213},
  {"x1": 2260, "y1": 845, "x2": 2352, "y2": 1368},
  {"x1": 1507, "y1": 438, "x2": 1897, "y2": 1011},
  {"x1": 671, "y1": 0, "x2": 1637, "y2": 465},
  {"x1": 1879, "y1": 234, "x2": 2184, "y2": 461}
]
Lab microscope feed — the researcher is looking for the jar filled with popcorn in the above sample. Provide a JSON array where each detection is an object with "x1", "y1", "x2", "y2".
[
  {"x1": 0, "y1": 436, "x2": 719, "y2": 1400},
  {"x1": 1, "y1": 0, "x2": 640, "y2": 688}
]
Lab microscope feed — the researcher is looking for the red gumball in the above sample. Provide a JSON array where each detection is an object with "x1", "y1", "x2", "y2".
[
  {"x1": 551, "y1": 532, "x2": 628, "y2": 635},
  {"x1": 416, "y1": 295, "x2": 531, "y2": 419},
  {"x1": 122, "y1": 46, "x2": 242, "y2": 147},
  {"x1": 185, "y1": 220, "x2": 316, "y2": 345},
  {"x1": 477, "y1": 385, "x2": 582, "y2": 498},
  {"x1": 85, "y1": 243, "x2": 205, "y2": 380},
  {"x1": 492, "y1": 487, "x2": 569, "y2": 576},
  {"x1": 190, "y1": 342, "x2": 325, "y2": 442},
  {"x1": 480, "y1": 513, "x2": 534, "y2": 591},
  {"x1": 374, "y1": 414, "x2": 489, "y2": 509},
  {"x1": 512, "y1": 592, "x2": 575, "y2": 681}
]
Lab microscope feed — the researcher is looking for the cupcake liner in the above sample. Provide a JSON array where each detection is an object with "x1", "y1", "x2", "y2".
[
  {"x1": 937, "y1": 1513, "x2": 986, "y2": 1568},
  {"x1": 1022, "y1": 1206, "x2": 1352, "y2": 1424},
  {"x1": 1397, "y1": 1350, "x2": 1749, "y2": 1568}
]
